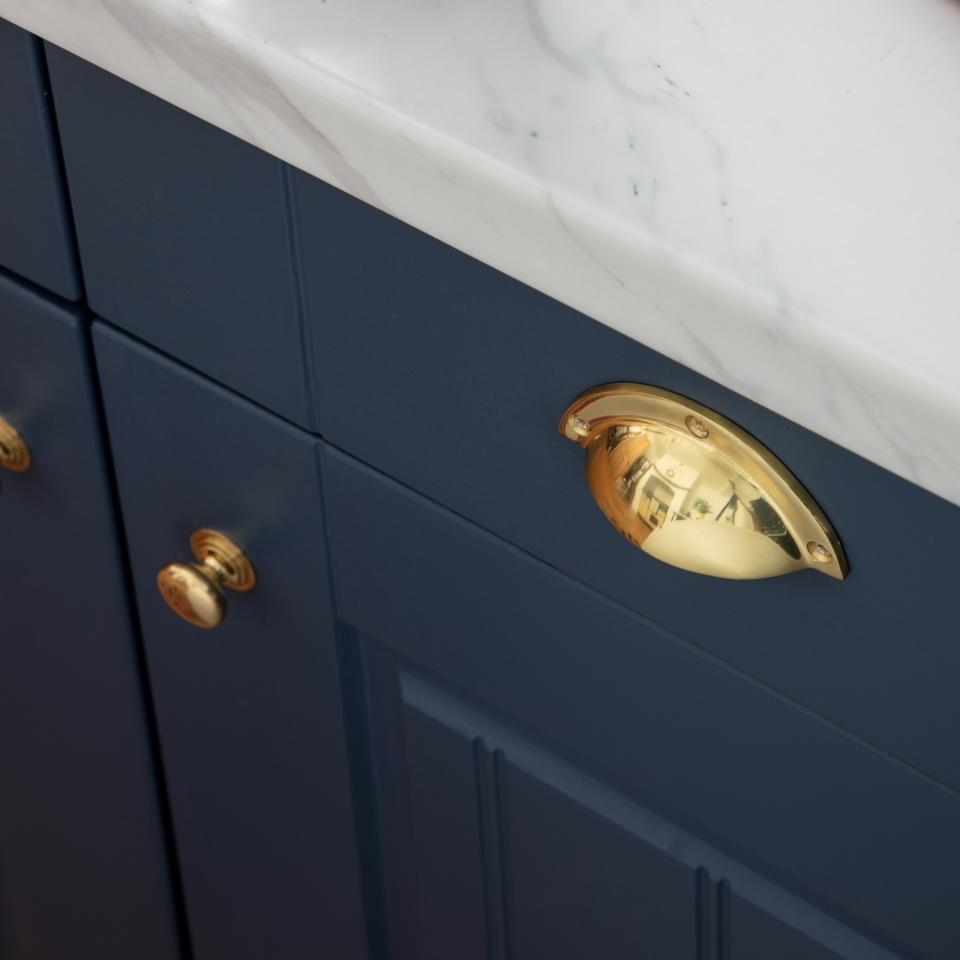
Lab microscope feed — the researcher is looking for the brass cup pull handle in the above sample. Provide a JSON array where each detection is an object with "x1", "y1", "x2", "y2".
[
  {"x1": 0, "y1": 416, "x2": 30, "y2": 473},
  {"x1": 560, "y1": 383, "x2": 848, "y2": 581},
  {"x1": 157, "y1": 529, "x2": 256, "y2": 629}
]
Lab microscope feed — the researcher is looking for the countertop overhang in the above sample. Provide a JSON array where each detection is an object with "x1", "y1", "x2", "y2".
[{"x1": 3, "y1": 0, "x2": 959, "y2": 506}]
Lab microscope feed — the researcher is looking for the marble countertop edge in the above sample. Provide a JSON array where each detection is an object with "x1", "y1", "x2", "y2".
[{"x1": 3, "y1": 0, "x2": 958, "y2": 508}]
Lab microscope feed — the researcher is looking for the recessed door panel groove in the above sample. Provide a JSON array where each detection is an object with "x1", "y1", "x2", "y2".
[{"x1": 395, "y1": 665, "x2": 887, "y2": 960}]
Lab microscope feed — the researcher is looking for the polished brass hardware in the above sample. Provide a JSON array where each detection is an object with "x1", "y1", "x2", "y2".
[
  {"x1": 157, "y1": 529, "x2": 256, "y2": 628},
  {"x1": 0, "y1": 416, "x2": 30, "y2": 473},
  {"x1": 560, "y1": 383, "x2": 847, "y2": 580}
]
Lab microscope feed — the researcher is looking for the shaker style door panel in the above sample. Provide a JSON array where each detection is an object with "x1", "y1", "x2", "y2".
[
  {"x1": 93, "y1": 324, "x2": 367, "y2": 960},
  {"x1": 0, "y1": 21, "x2": 79, "y2": 298},
  {"x1": 294, "y1": 171, "x2": 960, "y2": 795},
  {"x1": 0, "y1": 275, "x2": 179, "y2": 959},
  {"x1": 326, "y1": 448, "x2": 958, "y2": 960},
  {"x1": 48, "y1": 45, "x2": 311, "y2": 425},
  {"x1": 365, "y1": 662, "x2": 701, "y2": 960}
]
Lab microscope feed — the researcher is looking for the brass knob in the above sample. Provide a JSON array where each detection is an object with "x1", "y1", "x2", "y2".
[
  {"x1": 0, "y1": 416, "x2": 30, "y2": 473},
  {"x1": 560, "y1": 383, "x2": 848, "y2": 581},
  {"x1": 157, "y1": 529, "x2": 256, "y2": 628}
]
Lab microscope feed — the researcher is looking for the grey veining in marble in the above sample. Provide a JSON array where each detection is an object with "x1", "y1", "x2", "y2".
[{"x1": 3, "y1": 0, "x2": 960, "y2": 505}]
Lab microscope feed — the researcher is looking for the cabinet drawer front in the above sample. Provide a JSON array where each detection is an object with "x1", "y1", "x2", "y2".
[
  {"x1": 49, "y1": 45, "x2": 311, "y2": 425},
  {"x1": 293, "y1": 171, "x2": 960, "y2": 793},
  {"x1": 0, "y1": 276, "x2": 178, "y2": 958},
  {"x1": 93, "y1": 326, "x2": 367, "y2": 960},
  {"x1": 326, "y1": 448, "x2": 957, "y2": 960},
  {"x1": 0, "y1": 21, "x2": 79, "y2": 297}
]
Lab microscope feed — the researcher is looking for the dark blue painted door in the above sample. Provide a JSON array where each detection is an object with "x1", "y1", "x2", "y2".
[
  {"x1": 93, "y1": 324, "x2": 368, "y2": 960},
  {"x1": 47, "y1": 45, "x2": 312, "y2": 426},
  {"x1": 326, "y1": 447, "x2": 956, "y2": 960},
  {"x1": 0, "y1": 20, "x2": 80, "y2": 298},
  {"x1": 0, "y1": 272, "x2": 180, "y2": 958}
]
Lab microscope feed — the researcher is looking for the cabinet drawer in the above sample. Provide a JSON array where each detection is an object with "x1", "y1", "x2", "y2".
[
  {"x1": 0, "y1": 20, "x2": 79, "y2": 297},
  {"x1": 292, "y1": 171, "x2": 960, "y2": 795},
  {"x1": 93, "y1": 326, "x2": 367, "y2": 960},
  {"x1": 326, "y1": 449, "x2": 957, "y2": 960},
  {"x1": 0, "y1": 275, "x2": 178, "y2": 958},
  {"x1": 48, "y1": 46, "x2": 311, "y2": 425}
]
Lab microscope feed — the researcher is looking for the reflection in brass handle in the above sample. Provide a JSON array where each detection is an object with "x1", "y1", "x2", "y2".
[
  {"x1": 0, "y1": 416, "x2": 30, "y2": 473},
  {"x1": 157, "y1": 529, "x2": 256, "y2": 628},
  {"x1": 560, "y1": 384, "x2": 847, "y2": 581}
]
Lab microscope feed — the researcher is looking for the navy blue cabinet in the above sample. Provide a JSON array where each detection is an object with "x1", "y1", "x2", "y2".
[
  {"x1": 0, "y1": 272, "x2": 179, "y2": 958},
  {"x1": 46, "y1": 45, "x2": 312, "y2": 426},
  {"x1": 93, "y1": 325, "x2": 367, "y2": 960},
  {"x1": 6, "y1": 22, "x2": 960, "y2": 959},
  {"x1": 0, "y1": 22, "x2": 79, "y2": 297}
]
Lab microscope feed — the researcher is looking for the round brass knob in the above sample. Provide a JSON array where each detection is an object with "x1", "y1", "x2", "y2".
[
  {"x1": 0, "y1": 416, "x2": 30, "y2": 473},
  {"x1": 157, "y1": 529, "x2": 256, "y2": 628},
  {"x1": 560, "y1": 383, "x2": 848, "y2": 581}
]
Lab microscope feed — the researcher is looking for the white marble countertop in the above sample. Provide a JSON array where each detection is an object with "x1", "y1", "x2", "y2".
[{"x1": 4, "y1": 0, "x2": 960, "y2": 505}]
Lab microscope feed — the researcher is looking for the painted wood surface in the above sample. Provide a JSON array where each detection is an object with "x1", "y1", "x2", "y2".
[
  {"x1": 326, "y1": 448, "x2": 956, "y2": 960},
  {"x1": 294, "y1": 169, "x2": 960, "y2": 800},
  {"x1": 0, "y1": 272, "x2": 180, "y2": 959},
  {"x1": 48, "y1": 46, "x2": 312, "y2": 426},
  {"x1": 93, "y1": 325, "x2": 368, "y2": 960},
  {"x1": 0, "y1": 22, "x2": 79, "y2": 297}
]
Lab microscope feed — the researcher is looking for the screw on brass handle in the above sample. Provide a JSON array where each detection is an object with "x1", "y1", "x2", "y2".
[
  {"x1": 0, "y1": 416, "x2": 30, "y2": 473},
  {"x1": 560, "y1": 383, "x2": 848, "y2": 581},
  {"x1": 156, "y1": 529, "x2": 256, "y2": 628}
]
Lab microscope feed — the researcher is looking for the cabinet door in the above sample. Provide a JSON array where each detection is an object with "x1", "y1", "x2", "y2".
[
  {"x1": 93, "y1": 324, "x2": 367, "y2": 960},
  {"x1": 48, "y1": 45, "x2": 311, "y2": 425},
  {"x1": 326, "y1": 447, "x2": 956, "y2": 960},
  {"x1": 0, "y1": 20, "x2": 79, "y2": 297},
  {"x1": 0, "y1": 275, "x2": 179, "y2": 958},
  {"x1": 363, "y1": 653, "x2": 848, "y2": 960}
]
